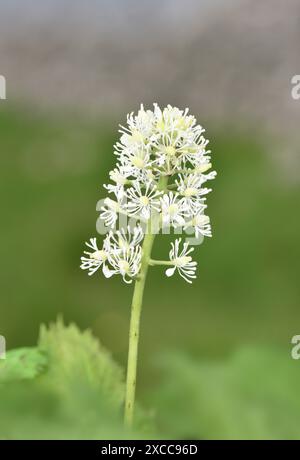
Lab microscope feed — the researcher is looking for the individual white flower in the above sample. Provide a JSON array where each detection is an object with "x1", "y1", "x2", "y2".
[
  {"x1": 184, "y1": 213, "x2": 212, "y2": 238},
  {"x1": 108, "y1": 224, "x2": 144, "y2": 251},
  {"x1": 177, "y1": 133, "x2": 210, "y2": 169},
  {"x1": 152, "y1": 133, "x2": 181, "y2": 173},
  {"x1": 105, "y1": 245, "x2": 142, "y2": 284},
  {"x1": 118, "y1": 143, "x2": 153, "y2": 179},
  {"x1": 100, "y1": 197, "x2": 122, "y2": 228},
  {"x1": 117, "y1": 104, "x2": 155, "y2": 148},
  {"x1": 165, "y1": 238, "x2": 197, "y2": 283},
  {"x1": 193, "y1": 157, "x2": 213, "y2": 174},
  {"x1": 204, "y1": 170, "x2": 217, "y2": 181},
  {"x1": 126, "y1": 181, "x2": 162, "y2": 220},
  {"x1": 161, "y1": 192, "x2": 187, "y2": 228},
  {"x1": 109, "y1": 166, "x2": 130, "y2": 185},
  {"x1": 104, "y1": 166, "x2": 130, "y2": 199},
  {"x1": 104, "y1": 183, "x2": 123, "y2": 200},
  {"x1": 181, "y1": 159, "x2": 217, "y2": 184},
  {"x1": 80, "y1": 237, "x2": 109, "y2": 276},
  {"x1": 153, "y1": 104, "x2": 196, "y2": 136},
  {"x1": 176, "y1": 173, "x2": 211, "y2": 215}
]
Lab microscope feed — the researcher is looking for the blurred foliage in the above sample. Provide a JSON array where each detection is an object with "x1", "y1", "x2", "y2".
[
  {"x1": 0, "y1": 348, "x2": 47, "y2": 383},
  {"x1": 38, "y1": 318, "x2": 124, "y2": 410},
  {"x1": 1, "y1": 321, "x2": 300, "y2": 439},
  {"x1": 149, "y1": 348, "x2": 300, "y2": 440},
  {"x1": 0, "y1": 319, "x2": 153, "y2": 439}
]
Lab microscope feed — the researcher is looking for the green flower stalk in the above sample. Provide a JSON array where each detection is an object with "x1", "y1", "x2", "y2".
[{"x1": 80, "y1": 104, "x2": 216, "y2": 426}]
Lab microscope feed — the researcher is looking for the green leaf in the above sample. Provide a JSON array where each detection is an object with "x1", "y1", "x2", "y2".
[
  {"x1": 0, "y1": 319, "x2": 154, "y2": 439},
  {"x1": 0, "y1": 348, "x2": 48, "y2": 383},
  {"x1": 38, "y1": 317, "x2": 125, "y2": 409}
]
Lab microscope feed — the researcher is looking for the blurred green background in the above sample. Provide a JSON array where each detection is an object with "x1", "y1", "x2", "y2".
[{"x1": 1, "y1": 0, "x2": 300, "y2": 440}]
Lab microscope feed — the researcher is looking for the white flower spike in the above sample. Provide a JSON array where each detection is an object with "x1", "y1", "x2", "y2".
[
  {"x1": 80, "y1": 104, "x2": 216, "y2": 426},
  {"x1": 81, "y1": 103, "x2": 216, "y2": 285}
]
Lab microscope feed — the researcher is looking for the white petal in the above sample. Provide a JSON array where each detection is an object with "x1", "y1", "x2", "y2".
[
  {"x1": 165, "y1": 266, "x2": 176, "y2": 277},
  {"x1": 102, "y1": 265, "x2": 114, "y2": 278},
  {"x1": 175, "y1": 215, "x2": 186, "y2": 226}
]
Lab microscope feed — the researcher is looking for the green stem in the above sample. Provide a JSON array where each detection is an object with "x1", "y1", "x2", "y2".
[
  {"x1": 123, "y1": 227, "x2": 154, "y2": 427},
  {"x1": 124, "y1": 175, "x2": 168, "y2": 427},
  {"x1": 149, "y1": 259, "x2": 173, "y2": 266}
]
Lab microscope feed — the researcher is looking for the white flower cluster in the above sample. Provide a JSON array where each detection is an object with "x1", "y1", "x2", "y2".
[
  {"x1": 81, "y1": 104, "x2": 216, "y2": 284},
  {"x1": 80, "y1": 226, "x2": 143, "y2": 284}
]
